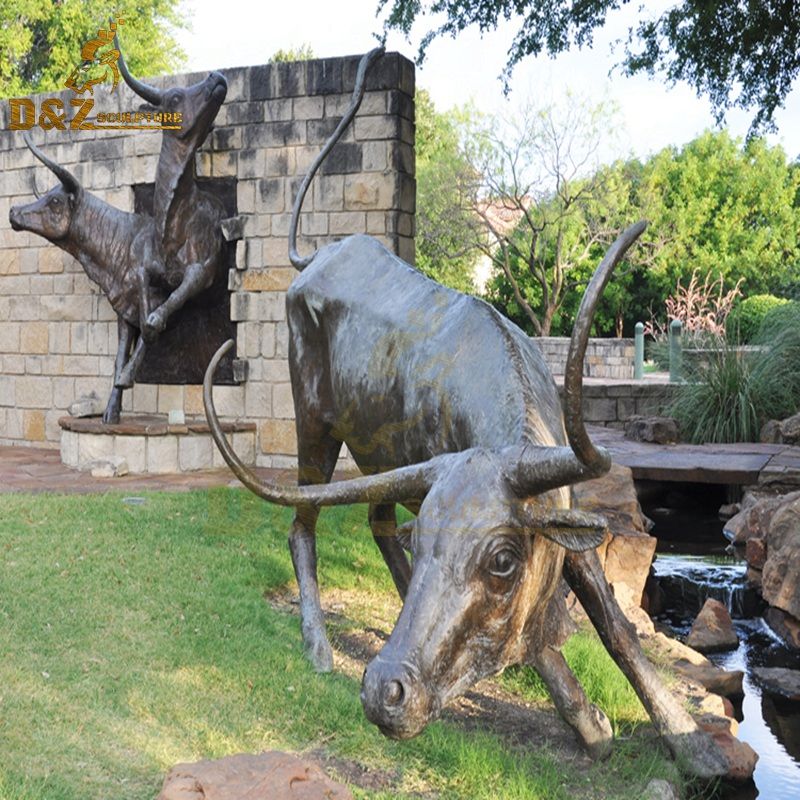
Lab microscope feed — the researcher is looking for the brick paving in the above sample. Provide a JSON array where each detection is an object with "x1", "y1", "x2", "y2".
[
  {"x1": 2, "y1": 428, "x2": 799, "y2": 494},
  {"x1": 0, "y1": 444, "x2": 289, "y2": 494}
]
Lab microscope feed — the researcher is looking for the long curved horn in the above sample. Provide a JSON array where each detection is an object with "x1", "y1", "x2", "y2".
[
  {"x1": 204, "y1": 340, "x2": 444, "y2": 506},
  {"x1": 113, "y1": 25, "x2": 164, "y2": 106},
  {"x1": 31, "y1": 171, "x2": 41, "y2": 199},
  {"x1": 564, "y1": 220, "x2": 647, "y2": 473},
  {"x1": 289, "y1": 46, "x2": 384, "y2": 270},
  {"x1": 509, "y1": 221, "x2": 647, "y2": 495},
  {"x1": 23, "y1": 132, "x2": 81, "y2": 195}
]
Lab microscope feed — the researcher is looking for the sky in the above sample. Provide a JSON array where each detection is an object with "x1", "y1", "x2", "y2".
[{"x1": 175, "y1": 0, "x2": 800, "y2": 163}]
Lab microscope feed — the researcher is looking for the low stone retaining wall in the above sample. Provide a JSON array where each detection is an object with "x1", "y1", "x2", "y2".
[
  {"x1": 59, "y1": 414, "x2": 256, "y2": 473},
  {"x1": 538, "y1": 337, "x2": 634, "y2": 380},
  {"x1": 558, "y1": 380, "x2": 676, "y2": 428}
]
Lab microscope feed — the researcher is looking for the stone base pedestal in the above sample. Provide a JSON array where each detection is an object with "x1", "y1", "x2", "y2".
[{"x1": 58, "y1": 414, "x2": 256, "y2": 474}]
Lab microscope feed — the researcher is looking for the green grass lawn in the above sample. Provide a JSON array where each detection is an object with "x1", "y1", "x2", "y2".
[{"x1": 0, "y1": 490, "x2": 683, "y2": 799}]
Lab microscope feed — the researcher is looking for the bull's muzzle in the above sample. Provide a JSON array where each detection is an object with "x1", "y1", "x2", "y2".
[
  {"x1": 361, "y1": 657, "x2": 432, "y2": 739},
  {"x1": 8, "y1": 207, "x2": 23, "y2": 231}
]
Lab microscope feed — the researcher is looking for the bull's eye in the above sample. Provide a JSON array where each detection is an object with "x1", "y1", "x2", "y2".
[
  {"x1": 489, "y1": 548, "x2": 518, "y2": 579},
  {"x1": 170, "y1": 94, "x2": 181, "y2": 107},
  {"x1": 50, "y1": 197, "x2": 60, "y2": 207}
]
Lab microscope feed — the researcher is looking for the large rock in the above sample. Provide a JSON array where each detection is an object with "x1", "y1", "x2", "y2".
[
  {"x1": 573, "y1": 463, "x2": 657, "y2": 608},
  {"x1": 780, "y1": 412, "x2": 800, "y2": 444},
  {"x1": 624, "y1": 415, "x2": 679, "y2": 444},
  {"x1": 695, "y1": 715, "x2": 758, "y2": 783},
  {"x1": 156, "y1": 752, "x2": 354, "y2": 800},
  {"x1": 759, "y1": 413, "x2": 800, "y2": 444},
  {"x1": 68, "y1": 390, "x2": 105, "y2": 418},
  {"x1": 723, "y1": 491, "x2": 800, "y2": 545},
  {"x1": 671, "y1": 659, "x2": 744, "y2": 698},
  {"x1": 764, "y1": 607, "x2": 800, "y2": 650},
  {"x1": 686, "y1": 599, "x2": 739, "y2": 654},
  {"x1": 762, "y1": 495, "x2": 800, "y2": 620},
  {"x1": 753, "y1": 667, "x2": 800, "y2": 702}
]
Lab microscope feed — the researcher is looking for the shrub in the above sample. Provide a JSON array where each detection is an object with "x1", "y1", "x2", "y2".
[
  {"x1": 670, "y1": 303, "x2": 800, "y2": 443},
  {"x1": 759, "y1": 299, "x2": 800, "y2": 337},
  {"x1": 726, "y1": 294, "x2": 789, "y2": 343}
]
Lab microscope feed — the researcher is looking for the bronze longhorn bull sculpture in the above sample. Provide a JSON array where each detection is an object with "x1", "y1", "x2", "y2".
[
  {"x1": 204, "y1": 49, "x2": 729, "y2": 778},
  {"x1": 113, "y1": 28, "x2": 228, "y2": 387},
  {"x1": 9, "y1": 134, "x2": 165, "y2": 423}
]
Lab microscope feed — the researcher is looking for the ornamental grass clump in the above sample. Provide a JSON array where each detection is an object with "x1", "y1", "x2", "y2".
[{"x1": 670, "y1": 302, "x2": 800, "y2": 443}]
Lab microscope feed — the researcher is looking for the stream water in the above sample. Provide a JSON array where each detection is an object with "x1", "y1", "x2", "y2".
[{"x1": 644, "y1": 498, "x2": 800, "y2": 800}]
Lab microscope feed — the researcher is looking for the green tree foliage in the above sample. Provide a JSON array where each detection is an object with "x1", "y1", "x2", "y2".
[
  {"x1": 472, "y1": 96, "x2": 640, "y2": 336},
  {"x1": 414, "y1": 89, "x2": 481, "y2": 292},
  {"x1": 727, "y1": 294, "x2": 790, "y2": 343},
  {"x1": 269, "y1": 44, "x2": 315, "y2": 63},
  {"x1": 379, "y1": 0, "x2": 800, "y2": 132},
  {"x1": 639, "y1": 131, "x2": 800, "y2": 305},
  {"x1": 0, "y1": 0, "x2": 186, "y2": 98}
]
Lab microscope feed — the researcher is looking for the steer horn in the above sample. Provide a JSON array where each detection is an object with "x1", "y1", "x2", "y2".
[
  {"x1": 23, "y1": 132, "x2": 81, "y2": 196},
  {"x1": 509, "y1": 221, "x2": 647, "y2": 493},
  {"x1": 204, "y1": 340, "x2": 445, "y2": 506},
  {"x1": 113, "y1": 24, "x2": 164, "y2": 106}
]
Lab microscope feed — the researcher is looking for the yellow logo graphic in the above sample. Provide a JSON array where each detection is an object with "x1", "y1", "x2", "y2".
[
  {"x1": 64, "y1": 18, "x2": 124, "y2": 95},
  {"x1": 7, "y1": 17, "x2": 181, "y2": 132}
]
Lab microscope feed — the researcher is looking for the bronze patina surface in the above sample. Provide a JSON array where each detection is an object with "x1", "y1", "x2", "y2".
[
  {"x1": 203, "y1": 49, "x2": 729, "y2": 779},
  {"x1": 8, "y1": 32, "x2": 230, "y2": 420}
]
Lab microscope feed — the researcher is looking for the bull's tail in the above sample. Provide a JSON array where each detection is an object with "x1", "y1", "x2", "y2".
[{"x1": 288, "y1": 47, "x2": 384, "y2": 271}]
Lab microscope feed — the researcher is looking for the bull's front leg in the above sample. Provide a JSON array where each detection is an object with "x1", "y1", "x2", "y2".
[
  {"x1": 369, "y1": 503, "x2": 411, "y2": 600},
  {"x1": 115, "y1": 336, "x2": 147, "y2": 389},
  {"x1": 564, "y1": 550, "x2": 728, "y2": 779},
  {"x1": 143, "y1": 260, "x2": 213, "y2": 339},
  {"x1": 103, "y1": 318, "x2": 135, "y2": 423},
  {"x1": 528, "y1": 644, "x2": 613, "y2": 760}
]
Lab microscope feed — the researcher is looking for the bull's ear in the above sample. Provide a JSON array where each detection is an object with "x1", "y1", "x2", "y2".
[{"x1": 529, "y1": 509, "x2": 608, "y2": 552}]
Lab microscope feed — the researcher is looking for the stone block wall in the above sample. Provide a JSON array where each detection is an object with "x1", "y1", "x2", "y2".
[
  {"x1": 557, "y1": 381, "x2": 677, "y2": 428},
  {"x1": 0, "y1": 53, "x2": 415, "y2": 468},
  {"x1": 537, "y1": 336, "x2": 634, "y2": 380}
]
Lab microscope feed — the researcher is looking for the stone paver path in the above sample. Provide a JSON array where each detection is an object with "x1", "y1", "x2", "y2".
[
  {"x1": 3, "y1": 429, "x2": 800, "y2": 494},
  {"x1": 0, "y1": 445, "x2": 287, "y2": 494},
  {"x1": 592, "y1": 427, "x2": 800, "y2": 488}
]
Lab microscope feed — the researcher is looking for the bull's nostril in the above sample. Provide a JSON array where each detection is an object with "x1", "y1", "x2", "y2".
[{"x1": 383, "y1": 679, "x2": 404, "y2": 707}]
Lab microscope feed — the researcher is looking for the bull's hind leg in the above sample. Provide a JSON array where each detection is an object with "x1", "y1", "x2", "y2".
[
  {"x1": 290, "y1": 432, "x2": 342, "y2": 673},
  {"x1": 564, "y1": 550, "x2": 728, "y2": 779},
  {"x1": 104, "y1": 318, "x2": 135, "y2": 423},
  {"x1": 369, "y1": 503, "x2": 411, "y2": 600},
  {"x1": 529, "y1": 645, "x2": 613, "y2": 760}
]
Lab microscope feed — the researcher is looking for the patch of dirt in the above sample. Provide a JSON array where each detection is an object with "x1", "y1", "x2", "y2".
[
  {"x1": 266, "y1": 585, "x2": 593, "y2": 766},
  {"x1": 304, "y1": 748, "x2": 400, "y2": 793}
]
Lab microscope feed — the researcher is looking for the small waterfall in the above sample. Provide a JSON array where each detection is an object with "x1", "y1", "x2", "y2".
[{"x1": 653, "y1": 554, "x2": 763, "y2": 624}]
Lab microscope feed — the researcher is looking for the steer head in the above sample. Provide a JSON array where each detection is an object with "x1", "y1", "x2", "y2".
[
  {"x1": 203, "y1": 221, "x2": 646, "y2": 739},
  {"x1": 114, "y1": 26, "x2": 227, "y2": 148},
  {"x1": 9, "y1": 134, "x2": 82, "y2": 241}
]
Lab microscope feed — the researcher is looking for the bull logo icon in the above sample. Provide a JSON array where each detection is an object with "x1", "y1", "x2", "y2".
[{"x1": 64, "y1": 18, "x2": 125, "y2": 95}]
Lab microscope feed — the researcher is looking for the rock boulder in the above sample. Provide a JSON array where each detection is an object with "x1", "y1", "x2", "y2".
[
  {"x1": 762, "y1": 496, "x2": 800, "y2": 621},
  {"x1": 753, "y1": 667, "x2": 800, "y2": 702},
  {"x1": 156, "y1": 752, "x2": 354, "y2": 800},
  {"x1": 624, "y1": 415, "x2": 680, "y2": 444},
  {"x1": 573, "y1": 463, "x2": 657, "y2": 608},
  {"x1": 686, "y1": 599, "x2": 739, "y2": 654}
]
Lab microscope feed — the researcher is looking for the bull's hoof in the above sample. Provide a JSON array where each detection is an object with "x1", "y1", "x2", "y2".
[
  {"x1": 304, "y1": 632, "x2": 334, "y2": 673},
  {"x1": 102, "y1": 408, "x2": 121, "y2": 425},
  {"x1": 580, "y1": 705, "x2": 614, "y2": 761},
  {"x1": 664, "y1": 729, "x2": 730, "y2": 780},
  {"x1": 143, "y1": 309, "x2": 167, "y2": 340}
]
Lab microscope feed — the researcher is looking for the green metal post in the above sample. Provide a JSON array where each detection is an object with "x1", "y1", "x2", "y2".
[
  {"x1": 669, "y1": 319, "x2": 682, "y2": 382},
  {"x1": 634, "y1": 322, "x2": 644, "y2": 380}
]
